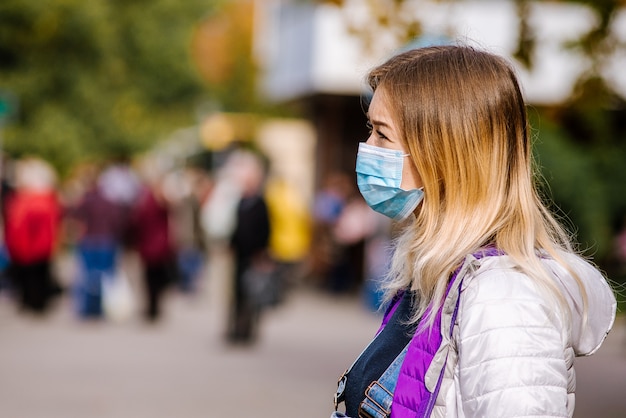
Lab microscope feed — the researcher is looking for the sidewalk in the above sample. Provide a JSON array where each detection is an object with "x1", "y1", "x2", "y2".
[
  {"x1": 0, "y1": 271, "x2": 624, "y2": 418},
  {"x1": 0, "y1": 277, "x2": 381, "y2": 418}
]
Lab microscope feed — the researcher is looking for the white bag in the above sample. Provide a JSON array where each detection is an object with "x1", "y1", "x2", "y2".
[{"x1": 102, "y1": 270, "x2": 135, "y2": 322}]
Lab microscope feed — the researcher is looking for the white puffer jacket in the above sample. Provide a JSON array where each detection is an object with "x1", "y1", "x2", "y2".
[{"x1": 427, "y1": 252, "x2": 616, "y2": 418}]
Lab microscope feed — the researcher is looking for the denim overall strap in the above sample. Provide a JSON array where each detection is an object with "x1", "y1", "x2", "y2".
[
  {"x1": 359, "y1": 286, "x2": 462, "y2": 418},
  {"x1": 358, "y1": 280, "x2": 463, "y2": 418},
  {"x1": 334, "y1": 295, "x2": 405, "y2": 412},
  {"x1": 334, "y1": 247, "x2": 503, "y2": 418},
  {"x1": 358, "y1": 343, "x2": 409, "y2": 418}
]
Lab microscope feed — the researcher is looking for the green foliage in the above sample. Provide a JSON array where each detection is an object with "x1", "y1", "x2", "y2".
[
  {"x1": 0, "y1": 0, "x2": 216, "y2": 176},
  {"x1": 531, "y1": 108, "x2": 626, "y2": 262},
  {"x1": 532, "y1": 112, "x2": 609, "y2": 255}
]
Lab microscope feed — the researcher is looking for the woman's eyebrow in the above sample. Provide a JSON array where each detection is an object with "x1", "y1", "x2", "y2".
[
  {"x1": 370, "y1": 118, "x2": 391, "y2": 128},
  {"x1": 366, "y1": 112, "x2": 391, "y2": 128}
]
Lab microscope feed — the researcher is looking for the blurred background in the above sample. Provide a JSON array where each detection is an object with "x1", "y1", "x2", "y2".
[{"x1": 0, "y1": 0, "x2": 625, "y2": 417}]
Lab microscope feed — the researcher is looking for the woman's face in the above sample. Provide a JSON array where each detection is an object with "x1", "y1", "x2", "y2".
[{"x1": 366, "y1": 89, "x2": 423, "y2": 191}]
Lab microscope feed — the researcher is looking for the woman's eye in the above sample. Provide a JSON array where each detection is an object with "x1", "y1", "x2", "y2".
[
  {"x1": 366, "y1": 120, "x2": 389, "y2": 141},
  {"x1": 377, "y1": 130, "x2": 388, "y2": 140}
]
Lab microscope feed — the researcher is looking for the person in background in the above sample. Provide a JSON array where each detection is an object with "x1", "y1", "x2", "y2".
[
  {"x1": 332, "y1": 45, "x2": 616, "y2": 418},
  {"x1": 331, "y1": 189, "x2": 371, "y2": 294},
  {"x1": 264, "y1": 174, "x2": 312, "y2": 301},
  {"x1": 4, "y1": 158, "x2": 61, "y2": 314},
  {"x1": 67, "y1": 163, "x2": 131, "y2": 319},
  {"x1": 227, "y1": 149, "x2": 271, "y2": 344},
  {"x1": 308, "y1": 171, "x2": 353, "y2": 290},
  {"x1": 129, "y1": 176, "x2": 175, "y2": 323},
  {"x1": 163, "y1": 165, "x2": 210, "y2": 295}
]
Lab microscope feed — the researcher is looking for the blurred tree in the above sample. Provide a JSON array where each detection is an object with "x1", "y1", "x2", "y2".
[
  {"x1": 530, "y1": 111, "x2": 612, "y2": 255},
  {"x1": 0, "y1": 0, "x2": 221, "y2": 176},
  {"x1": 191, "y1": 0, "x2": 269, "y2": 115}
]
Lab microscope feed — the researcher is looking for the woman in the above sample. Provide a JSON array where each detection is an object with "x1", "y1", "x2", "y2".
[{"x1": 333, "y1": 45, "x2": 616, "y2": 417}]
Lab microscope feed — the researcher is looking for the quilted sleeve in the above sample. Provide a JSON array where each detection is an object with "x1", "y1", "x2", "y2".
[{"x1": 456, "y1": 270, "x2": 569, "y2": 417}]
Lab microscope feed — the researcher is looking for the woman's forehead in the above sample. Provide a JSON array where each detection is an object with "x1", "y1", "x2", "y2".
[{"x1": 367, "y1": 90, "x2": 392, "y2": 117}]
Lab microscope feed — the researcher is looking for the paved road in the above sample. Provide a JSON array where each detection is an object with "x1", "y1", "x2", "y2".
[
  {"x1": 0, "y1": 255, "x2": 624, "y2": 418},
  {"x1": 0, "y1": 250, "x2": 382, "y2": 418}
]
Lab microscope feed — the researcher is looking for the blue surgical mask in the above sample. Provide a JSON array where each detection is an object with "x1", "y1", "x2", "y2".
[{"x1": 355, "y1": 142, "x2": 424, "y2": 220}]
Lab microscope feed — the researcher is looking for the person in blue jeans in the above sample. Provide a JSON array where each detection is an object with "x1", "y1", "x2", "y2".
[
  {"x1": 75, "y1": 239, "x2": 117, "y2": 317},
  {"x1": 69, "y1": 172, "x2": 129, "y2": 318}
]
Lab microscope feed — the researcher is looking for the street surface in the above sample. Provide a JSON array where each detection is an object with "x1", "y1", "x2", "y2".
[{"x1": 0, "y1": 252, "x2": 625, "y2": 418}]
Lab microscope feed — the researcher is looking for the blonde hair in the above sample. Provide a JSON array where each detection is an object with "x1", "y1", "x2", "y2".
[{"x1": 368, "y1": 45, "x2": 585, "y2": 327}]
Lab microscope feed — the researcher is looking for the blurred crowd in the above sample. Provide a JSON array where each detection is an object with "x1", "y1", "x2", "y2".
[
  {"x1": 3, "y1": 146, "x2": 625, "y2": 344},
  {"x1": 0, "y1": 145, "x2": 401, "y2": 342}
]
